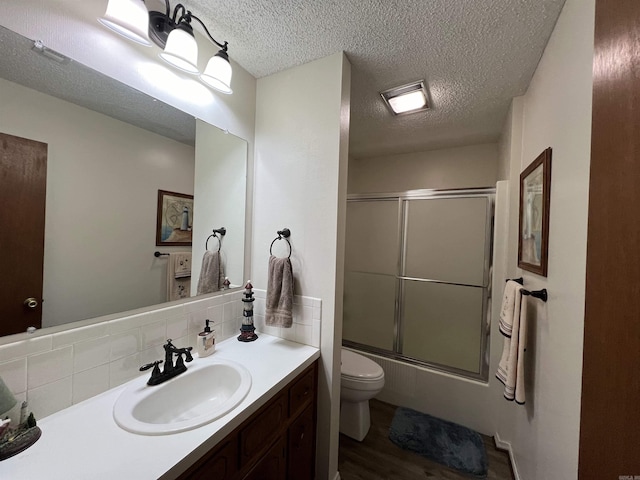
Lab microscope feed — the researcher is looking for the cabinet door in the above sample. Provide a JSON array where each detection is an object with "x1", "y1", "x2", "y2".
[
  {"x1": 182, "y1": 438, "x2": 237, "y2": 480},
  {"x1": 239, "y1": 392, "x2": 288, "y2": 466},
  {"x1": 242, "y1": 436, "x2": 286, "y2": 480},
  {"x1": 288, "y1": 404, "x2": 315, "y2": 480}
]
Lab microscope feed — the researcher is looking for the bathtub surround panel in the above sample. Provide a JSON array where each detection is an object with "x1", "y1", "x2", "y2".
[{"x1": 0, "y1": 290, "x2": 321, "y2": 421}]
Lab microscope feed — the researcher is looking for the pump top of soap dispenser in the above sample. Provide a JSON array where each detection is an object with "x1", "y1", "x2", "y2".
[{"x1": 204, "y1": 319, "x2": 211, "y2": 333}]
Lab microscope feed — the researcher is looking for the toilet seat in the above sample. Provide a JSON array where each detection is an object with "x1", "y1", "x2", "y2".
[{"x1": 341, "y1": 349, "x2": 384, "y2": 381}]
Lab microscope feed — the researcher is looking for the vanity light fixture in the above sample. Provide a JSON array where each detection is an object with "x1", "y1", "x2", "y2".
[
  {"x1": 99, "y1": 0, "x2": 233, "y2": 94},
  {"x1": 380, "y1": 80, "x2": 429, "y2": 115}
]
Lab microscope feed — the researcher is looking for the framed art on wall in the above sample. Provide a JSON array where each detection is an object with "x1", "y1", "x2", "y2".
[
  {"x1": 518, "y1": 148, "x2": 552, "y2": 276},
  {"x1": 156, "y1": 190, "x2": 194, "y2": 246}
]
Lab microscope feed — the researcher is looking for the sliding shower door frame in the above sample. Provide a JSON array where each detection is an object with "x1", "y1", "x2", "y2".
[{"x1": 344, "y1": 187, "x2": 495, "y2": 382}]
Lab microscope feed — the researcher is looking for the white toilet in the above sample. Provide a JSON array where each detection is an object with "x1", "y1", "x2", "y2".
[{"x1": 339, "y1": 348, "x2": 385, "y2": 441}]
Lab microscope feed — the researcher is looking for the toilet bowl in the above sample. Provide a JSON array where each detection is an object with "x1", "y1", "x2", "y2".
[{"x1": 339, "y1": 348, "x2": 385, "y2": 441}]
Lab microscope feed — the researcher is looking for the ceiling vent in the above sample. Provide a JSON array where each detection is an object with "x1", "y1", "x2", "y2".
[{"x1": 380, "y1": 80, "x2": 429, "y2": 116}]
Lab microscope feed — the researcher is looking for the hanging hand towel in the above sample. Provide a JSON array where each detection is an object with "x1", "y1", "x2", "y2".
[
  {"x1": 265, "y1": 255, "x2": 294, "y2": 328},
  {"x1": 167, "y1": 252, "x2": 192, "y2": 301},
  {"x1": 197, "y1": 251, "x2": 225, "y2": 295},
  {"x1": 496, "y1": 280, "x2": 528, "y2": 404}
]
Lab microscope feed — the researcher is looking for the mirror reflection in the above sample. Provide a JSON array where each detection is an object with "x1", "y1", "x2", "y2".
[{"x1": 0, "y1": 25, "x2": 247, "y2": 337}]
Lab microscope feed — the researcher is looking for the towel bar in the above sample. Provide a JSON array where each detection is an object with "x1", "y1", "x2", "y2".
[
  {"x1": 154, "y1": 251, "x2": 169, "y2": 257},
  {"x1": 506, "y1": 277, "x2": 548, "y2": 302}
]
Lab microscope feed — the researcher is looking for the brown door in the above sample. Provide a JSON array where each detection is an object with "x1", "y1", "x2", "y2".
[
  {"x1": 0, "y1": 132, "x2": 47, "y2": 336},
  {"x1": 579, "y1": 0, "x2": 640, "y2": 477}
]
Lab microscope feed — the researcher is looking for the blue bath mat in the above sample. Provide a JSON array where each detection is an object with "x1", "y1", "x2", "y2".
[{"x1": 389, "y1": 406, "x2": 488, "y2": 478}]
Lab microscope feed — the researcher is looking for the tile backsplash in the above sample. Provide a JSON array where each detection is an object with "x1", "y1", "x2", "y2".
[{"x1": 0, "y1": 290, "x2": 321, "y2": 421}]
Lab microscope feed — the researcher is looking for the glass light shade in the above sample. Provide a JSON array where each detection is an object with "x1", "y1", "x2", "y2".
[
  {"x1": 388, "y1": 90, "x2": 427, "y2": 114},
  {"x1": 200, "y1": 52, "x2": 233, "y2": 94},
  {"x1": 159, "y1": 28, "x2": 199, "y2": 74},
  {"x1": 0, "y1": 377, "x2": 17, "y2": 417},
  {"x1": 98, "y1": 0, "x2": 151, "y2": 47}
]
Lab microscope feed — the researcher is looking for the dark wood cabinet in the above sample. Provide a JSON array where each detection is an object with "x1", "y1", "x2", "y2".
[
  {"x1": 243, "y1": 436, "x2": 287, "y2": 480},
  {"x1": 178, "y1": 361, "x2": 317, "y2": 480}
]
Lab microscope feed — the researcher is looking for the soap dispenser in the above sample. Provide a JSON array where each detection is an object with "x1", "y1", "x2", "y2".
[{"x1": 197, "y1": 319, "x2": 215, "y2": 357}]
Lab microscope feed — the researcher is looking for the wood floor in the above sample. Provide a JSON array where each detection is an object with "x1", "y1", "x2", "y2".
[{"x1": 338, "y1": 400, "x2": 514, "y2": 480}]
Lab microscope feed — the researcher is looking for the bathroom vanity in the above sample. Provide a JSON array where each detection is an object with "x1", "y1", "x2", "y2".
[{"x1": 0, "y1": 335, "x2": 319, "y2": 480}]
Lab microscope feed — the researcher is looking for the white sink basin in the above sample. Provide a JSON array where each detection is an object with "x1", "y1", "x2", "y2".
[{"x1": 113, "y1": 358, "x2": 251, "y2": 435}]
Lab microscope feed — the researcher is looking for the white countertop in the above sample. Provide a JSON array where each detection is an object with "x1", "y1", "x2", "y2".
[{"x1": 0, "y1": 335, "x2": 319, "y2": 480}]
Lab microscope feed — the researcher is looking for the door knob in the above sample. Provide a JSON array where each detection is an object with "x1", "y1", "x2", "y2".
[{"x1": 24, "y1": 297, "x2": 38, "y2": 309}]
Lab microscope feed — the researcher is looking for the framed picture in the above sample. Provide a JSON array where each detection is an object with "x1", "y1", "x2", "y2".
[
  {"x1": 156, "y1": 190, "x2": 194, "y2": 246},
  {"x1": 518, "y1": 148, "x2": 552, "y2": 276}
]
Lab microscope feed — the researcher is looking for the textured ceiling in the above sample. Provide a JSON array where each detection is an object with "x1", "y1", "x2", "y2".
[
  {"x1": 1, "y1": 1, "x2": 567, "y2": 158},
  {"x1": 180, "y1": 0, "x2": 566, "y2": 158}
]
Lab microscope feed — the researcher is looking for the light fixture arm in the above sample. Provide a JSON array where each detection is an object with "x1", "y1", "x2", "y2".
[{"x1": 160, "y1": 0, "x2": 228, "y2": 51}]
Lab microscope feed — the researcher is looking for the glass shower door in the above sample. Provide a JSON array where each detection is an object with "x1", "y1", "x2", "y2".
[
  {"x1": 400, "y1": 196, "x2": 491, "y2": 375},
  {"x1": 343, "y1": 199, "x2": 399, "y2": 352}
]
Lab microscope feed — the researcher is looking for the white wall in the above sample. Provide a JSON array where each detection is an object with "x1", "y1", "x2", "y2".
[
  {"x1": 495, "y1": 0, "x2": 595, "y2": 478},
  {"x1": 253, "y1": 52, "x2": 350, "y2": 480},
  {"x1": 348, "y1": 143, "x2": 498, "y2": 193},
  {"x1": 0, "y1": 77, "x2": 194, "y2": 327},
  {"x1": 191, "y1": 121, "x2": 248, "y2": 292}
]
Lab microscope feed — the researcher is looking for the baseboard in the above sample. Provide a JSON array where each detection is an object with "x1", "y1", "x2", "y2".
[
  {"x1": 494, "y1": 432, "x2": 520, "y2": 480},
  {"x1": 333, "y1": 472, "x2": 341, "y2": 480}
]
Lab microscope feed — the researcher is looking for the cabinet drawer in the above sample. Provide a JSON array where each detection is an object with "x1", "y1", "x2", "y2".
[
  {"x1": 239, "y1": 392, "x2": 288, "y2": 467},
  {"x1": 289, "y1": 366, "x2": 315, "y2": 417},
  {"x1": 242, "y1": 435, "x2": 287, "y2": 480}
]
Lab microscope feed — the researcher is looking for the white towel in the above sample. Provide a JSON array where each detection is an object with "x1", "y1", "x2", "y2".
[
  {"x1": 167, "y1": 252, "x2": 191, "y2": 301},
  {"x1": 173, "y1": 252, "x2": 191, "y2": 279},
  {"x1": 196, "y1": 251, "x2": 225, "y2": 295},
  {"x1": 496, "y1": 280, "x2": 528, "y2": 404}
]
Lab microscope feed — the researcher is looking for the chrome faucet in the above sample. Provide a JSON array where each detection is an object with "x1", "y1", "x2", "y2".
[{"x1": 140, "y1": 339, "x2": 193, "y2": 386}]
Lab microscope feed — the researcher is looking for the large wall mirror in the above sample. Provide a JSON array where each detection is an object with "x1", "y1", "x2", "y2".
[{"x1": 0, "y1": 25, "x2": 248, "y2": 338}]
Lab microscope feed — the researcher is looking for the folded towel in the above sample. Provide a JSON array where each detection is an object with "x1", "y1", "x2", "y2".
[
  {"x1": 167, "y1": 252, "x2": 191, "y2": 301},
  {"x1": 173, "y1": 252, "x2": 191, "y2": 279},
  {"x1": 197, "y1": 251, "x2": 225, "y2": 295},
  {"x1": 496, "y1": 281, "x2": 528, "y2": 404},
  {"x1": 265, "y1": 255, "x2": 294, "y2": 328}
]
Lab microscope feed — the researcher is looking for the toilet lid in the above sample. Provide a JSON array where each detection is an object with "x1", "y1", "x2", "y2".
[{"x1": 341, "y1": 349, "x2": 384, "y2": 380}]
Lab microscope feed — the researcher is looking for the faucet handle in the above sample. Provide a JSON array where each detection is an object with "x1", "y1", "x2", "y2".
[{"x1": 140, "y1": 360, "x2": 163, "y2": 372}]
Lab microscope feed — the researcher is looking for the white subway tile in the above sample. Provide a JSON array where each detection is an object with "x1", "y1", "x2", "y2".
[
  {"x1": 73, "y1": 336, "x2": 111, "y2": 373},
  {"x1": 139, "y1": 344, "x2": 165, "y2": 367},
  {"x1": 281, "y1": 326, "x2": 296, "y2": 342},
  {"x1": 26, "y1": 335, "x2": 52, "y2": 356},
  {"x1": 166, "y1": 316, "x2": 188, "y2": 340},
  {"x1": 206, "y1": 305, "x2": 224, "y2": 325},
  {"x1": 253, "y1": 289, "x2": 266, "y2": 299},
  {"x1": 140, "y1": 320, "x2": 167, "y2": 349},
  {"x1": 0, "y1": 342, "x2": 27, "y2": 363},
  {"x1": 295, "y1": 324, "x2": 313, "y2": 346},
  {"x1": 109, "y1": 352, "x2": 143, "y2": 388},
  {"x1": 312, "y1": 298, "x2": 322, "y2": 308},
  {"x1": 72, "y1": 365, "x2": 110, "y2": 404},
  {"x1": 107, "y1": 313, "x2": 154, "y2": 335},
  {"x1": 28, "y1": 376, "x2": 72, "y2": 419},
  {"x1": 312, "y1": 306, "x2": 322, "y2": 320},
  {"x1": 254, "y1": 298, "x2": 265, "y2": 316},
  {"x1": 311, "y1": 320, "x2": 321, "y2": 348},
  {"x1": 223, "y1": 302, "x2": 234, "y2": 322},
  {"x1": 52, "y1": 323, "x2": 109, "y2": 349},
  {"x1": 0, "y1": 358, "x2": 27, "y2": 394},
  {"x1": 27, "y1": 346, "x2": 73, "y2": 389},
  {"x1": 110, "y1": 329, "x2": 141, "y2": 361}
]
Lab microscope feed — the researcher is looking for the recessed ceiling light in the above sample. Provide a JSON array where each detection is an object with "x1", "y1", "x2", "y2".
[{"x1": 380, "y1": 80, "x2": 429, "y2": 115}]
